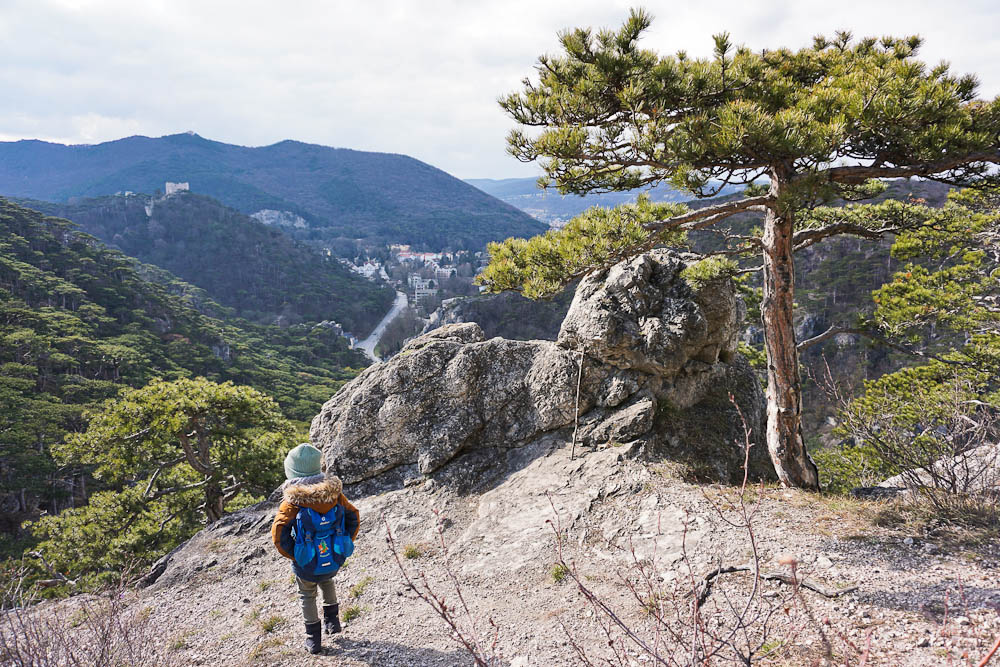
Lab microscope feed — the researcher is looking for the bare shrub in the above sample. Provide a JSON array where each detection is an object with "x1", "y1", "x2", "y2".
[
  {"x1": 547, "y1": 399, "x2": 862, "y2": 666},
  {"x1": 844, "y1": 379, "x2": 999, "y2": 500},
  {"x1": 0, "y1": 564, "x2": 168, "y2": 666},
  {"x1": 385, "y1": 509, "x2": 502, "y2": 667},
  {"x1": 816, "y1": 357, "x2": 1000, "y2": 519}
]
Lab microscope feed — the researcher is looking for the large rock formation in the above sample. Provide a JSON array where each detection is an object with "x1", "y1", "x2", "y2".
[{"x1": 311, "y1": 250, "x2": 772, "y2": 487}]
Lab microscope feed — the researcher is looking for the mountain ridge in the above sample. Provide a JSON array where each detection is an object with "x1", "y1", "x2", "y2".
[
  {"x1": 0, "y1": 134, "x2": 547, "y2": 250},
  {"x1": 466, "y1": 176, "x2": 744, "y2": 224}
]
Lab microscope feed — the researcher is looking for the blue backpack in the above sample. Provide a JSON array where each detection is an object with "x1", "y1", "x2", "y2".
[{"x1": 292, "y1": 505, "x2": 354, "y2": 576}]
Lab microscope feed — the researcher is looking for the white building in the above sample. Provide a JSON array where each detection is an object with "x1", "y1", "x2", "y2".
[
  {"x1": 409, "y1": 276, "x2": 438, "y2": 303},
  {"x1": 397, "y1": 250, "x2": 443, "y2": 263},
  {"x1": 353, "y1": 262, "x2": 380, "y2": 280},
  {"x1": 165, "y1": 182, "x2": 190, "y2": 196},
  {"x1": 434, "y1": 267, "x2": 455, "y2": 282}
]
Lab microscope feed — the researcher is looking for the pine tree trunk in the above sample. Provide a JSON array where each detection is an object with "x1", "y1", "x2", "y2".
[
  {"x1": 205, "y1": 481, "x2": 224, "y2": 523},
  {"x1": 761, "y1": 198, "x2": 820, "y2": 490}
]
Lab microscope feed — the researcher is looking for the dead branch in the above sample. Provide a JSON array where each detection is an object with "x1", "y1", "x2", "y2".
[
  {"x1": 383, "y1": 512, "x2": 501, "y2": 667},
  {"x1": 693, "y1": 563, "x2": 858, "y2": 607},
  {"x1": 978, "y1": 632, "x2": 1000, "y2": 667},
  {"x1": 26, "y1": 551, "x2": 77, "y2": 589}
]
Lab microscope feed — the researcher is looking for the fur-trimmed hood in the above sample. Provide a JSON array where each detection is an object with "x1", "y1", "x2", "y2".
[
  {"x1": 271, "y1": 474, "x2": 360, "y2": 567},
  {"x1": 281, "y1": 475, "x2": 343, "y2": 507}
]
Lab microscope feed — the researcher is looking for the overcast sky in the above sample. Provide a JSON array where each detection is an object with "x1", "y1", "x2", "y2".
[{"x1": 2, "y1": 0, "x2": 998, "y2": 179}]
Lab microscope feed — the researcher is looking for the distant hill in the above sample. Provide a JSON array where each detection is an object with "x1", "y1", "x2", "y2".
[
  {"x1": 0, "y1": 133, "x2": 546, "y2": 251},
  {"x1": 465, "y1": 177, "x2": 743, "y2": 225},
  {"x1": 22, "y1": 192, "x2": 394, "y2": 335}
]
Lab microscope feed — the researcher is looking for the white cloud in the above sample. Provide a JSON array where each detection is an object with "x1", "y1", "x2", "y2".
[{"x1": 1, "y1": 0, "x2": 998, "y2": 178}]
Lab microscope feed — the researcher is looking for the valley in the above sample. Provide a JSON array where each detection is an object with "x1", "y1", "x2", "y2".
[{"x1": 1, "y1": 27, "x2": 998, "y2": 660}]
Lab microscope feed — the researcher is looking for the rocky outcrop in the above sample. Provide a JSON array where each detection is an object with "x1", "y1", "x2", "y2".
[{"x1": 311, "y1": 249, "x2": 773, "y2": 487}]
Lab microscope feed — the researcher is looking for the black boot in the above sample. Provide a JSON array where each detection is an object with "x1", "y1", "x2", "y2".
[
  {"x1": 323, "y1": 604, "x2": 342, "y2": 635},
  {"x1": 304, "y1": 621, "x2": 322, "y2": 654}
]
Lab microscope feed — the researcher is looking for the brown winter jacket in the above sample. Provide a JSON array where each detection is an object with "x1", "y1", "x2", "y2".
[{"x1": 270, "y1": 475, "x2": 360, "y2": 569}]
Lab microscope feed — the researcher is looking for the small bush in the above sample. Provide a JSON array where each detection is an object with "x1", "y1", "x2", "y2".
[
  {"x1": 246, "y1": 637, "x2": 283, "y2": 662},
  {"x1": 350, "y1": 575, "x2": 375, "y2": 599},
  {"x1": 550, "y1": 563, "x2": 569, "y2": 584},
  {"x1": 342, "y1": 604, "x2": 365, "y2": 622},
  {"x1": 244, "y1": 607, "x2": 261, "y2": 626},
  {"x1": 168, "y1": 632, "x2": 191, "y2": 651},
  {"x1": 0, "y1": 583, "x2": 167, "y2": 665},
  {"x1": 811, "y1": 442, "x2": 894, "y2": 494},
  {"x1": 403, "y1": 544, "x2": 424, "y2": 559},
  {"x1": 259, "y1": 615, "x2": 285, "y2": 633}
]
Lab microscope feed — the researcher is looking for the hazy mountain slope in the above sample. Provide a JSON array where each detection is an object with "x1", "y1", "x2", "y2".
[
  {"x1": 21, "y1": 192, "x2": 394, "y2": 334},
  {"x1": 466, "y1": 176, "x2": 743, "y2": 224},
  {"x1": 0, "y1": 134, "x2": 547, "y2": 250}
]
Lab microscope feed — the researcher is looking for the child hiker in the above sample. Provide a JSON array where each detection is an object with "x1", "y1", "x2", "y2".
[{"x1": 271, "y1": 443, "x2": 360, "y2": 654}]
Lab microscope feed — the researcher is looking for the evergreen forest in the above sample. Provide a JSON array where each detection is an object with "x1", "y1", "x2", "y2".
[
  {"x1": 23, "y1": 192, "x2": 394, "y2": 335},
  {"x1": 0, "y1": 197, "x2": 368, "y2": 585}
]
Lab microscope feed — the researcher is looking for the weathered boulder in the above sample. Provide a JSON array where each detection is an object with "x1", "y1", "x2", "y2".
[
  {"x1": 558, "y1": 251, "x2": 742, "y2": 378},
  {"x1": 311, "y1": 323, "x2": 591, "y2": 483},
  {"x1": 311, "y1": 249, "x2": 773, "y2": 487}
]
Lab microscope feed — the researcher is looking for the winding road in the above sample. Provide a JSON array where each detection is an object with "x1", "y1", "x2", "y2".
[{"x1": 355, "y1": 290, "x2": 408, "y2": 362}]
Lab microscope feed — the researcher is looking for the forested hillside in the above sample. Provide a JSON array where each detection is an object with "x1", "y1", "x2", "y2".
[
  {"x1": 22, "y1": 192, "x2": 393, "y2": 335},
  {"x1": 0, "y1": 134, "x2": 547, "y2": 250},
  {"x1": 0, "y1": 198, "x2": 368, "y2": 547}
]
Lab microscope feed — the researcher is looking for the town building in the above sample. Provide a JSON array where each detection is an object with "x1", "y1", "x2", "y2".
[
  {"x1": 165, "y1": 182, "x2": 190, "y2": 196},
  {"x1": 408, "y1": 275, "x2": 438, "y2": 304},
  {"x1": 434, "y1": 267, "x2": 455, "y2": 282},
  {"x1": 353, "y1": 262, "x2": 381, "y2": 280}
]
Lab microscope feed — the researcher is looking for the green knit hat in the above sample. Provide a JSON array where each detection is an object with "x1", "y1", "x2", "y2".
[{"x1": 284, "y1": 443, "x2": 323, "y2": 481}]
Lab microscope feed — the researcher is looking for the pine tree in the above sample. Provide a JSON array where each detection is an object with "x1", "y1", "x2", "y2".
[
  {"x1": 27, "y1": 377, "x2": 294, "y2": 582},
  {"x1": 830, "y1": 186, "x2": 1000, "y2": 494},
  {"x1": 478, "y1": 9, "x2": 1000, "y2": 489}
]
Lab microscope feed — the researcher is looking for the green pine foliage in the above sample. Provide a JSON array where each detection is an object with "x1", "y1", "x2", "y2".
[
  {"x1": 500, "y1": 12, "x2": 1000, "y2": 197},
  {"x1": 826, "y1": 187, "x2": 1000, "y2": 492},
  {"x1": 29, "y1": 378, "x2": 293, "y2": 586},
  {"x1": 478, "y1": 195, "x2": 687, "y2": 297}
]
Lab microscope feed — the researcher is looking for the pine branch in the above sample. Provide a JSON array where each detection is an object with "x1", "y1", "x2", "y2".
[
  {"x1": 643, "y1": 194, "x2": 773, "y2": 234},
  {"x1": 141, "y1": 456, "x2": 186, "y2": 498},
  {"x1": 792, "y1": 222, "x2": 888, "y2": 251},
  {"x1": 177, "y1": 431, "x2": 213, "y2": 476},
  {"x1": 822, "y1": 150, "x2": 1000, "y2": 185},
  {"x1": 145, "y1": 479, "x2": 209, "y2": 501}
]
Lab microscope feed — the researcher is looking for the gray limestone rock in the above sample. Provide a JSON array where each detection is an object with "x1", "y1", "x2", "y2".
[
  {"x1": 311, "y1": 250, "x2": 773, "y2": 486},
  {"x1": 311, "y1": 323, "x2": 592, "y2": 483},
  {"x1": 557, "y1": 250, "x2": 743, "y2": 376}
]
